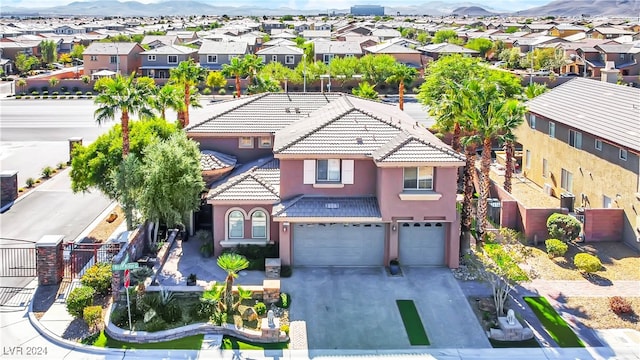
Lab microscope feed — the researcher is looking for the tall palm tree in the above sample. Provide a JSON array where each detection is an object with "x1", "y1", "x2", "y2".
[
  {"x1": 152, "y1": 84, "x2": 185, "y2": 121},
  {"x1": 242, "y1": 54, "x2": 264, "y2": 86},
  {"x1": 499, "y1": 100, "x2": 526, "y2": 194},
  {"x1": 94, "y1": 74, "x2": 154, "y2": 157},
  {"x1": 385, "y1": 63, "x2": 418, "y2": 111},
  {"x1": 222, "y1": 57, "x2": 246, "y2": 98},
  {"x1": 217, "y1": 253, "x2": 249, "y2": 315},
  {"x1": 169, "y1": 59, "x2": 206, "y2": 128},
  {"x1": 431, "y1": 81, "x2": 465, "y2": 152}
]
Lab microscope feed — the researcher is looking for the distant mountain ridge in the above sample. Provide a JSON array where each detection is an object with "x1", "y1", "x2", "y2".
[{"x1": 0, "y1": 0, "x2": 638, "y2": 17}]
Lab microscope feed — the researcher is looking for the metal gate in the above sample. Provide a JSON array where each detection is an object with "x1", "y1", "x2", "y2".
[
  {"x1": 63, "y1": 242, "x2": 121, "y2": 280},
  {"x1": 0, "y1": 246, "x2": 36, "y2": 277}
]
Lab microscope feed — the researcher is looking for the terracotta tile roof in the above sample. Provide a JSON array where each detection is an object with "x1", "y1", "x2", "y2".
[
  {"x1": 207, "y1": 157, "x2": 280, "y2": 201},
  {"x1": 373, "y1": 131, "x2": 465, "y2": 164},
  {"x1": 200, "y1": 150, "x2": 237, "y2": 171},
  {"x1": 272, "y1": 195, "x2": 381, "y2": 218}
]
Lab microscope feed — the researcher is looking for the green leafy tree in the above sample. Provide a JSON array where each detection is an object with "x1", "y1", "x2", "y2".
[
  {"x1": 416, "y1": 32, "x2": 430, "y2": 45},
  {"x1": 261, "y1": 61, "x2": 298, "y2": 83},
  {"x1": 152, "y1": 84, "x2": 185, "y2": 120},
  {"x1": 433, "y1": 29, "x2": 461, "y2": 44},
  {"x1": 296, "y1": 60, "x2": 328, "y2": 84},
  {"x1": 206, "y1": 71, "x2": 226, "y2": 93},
  {"x1": 138, "y1": 132, "x2": 205, "y2": 230},
  {"x1": 498, "y1": 48, "x2": 523, "y2": 69},
  {"x1": 247, "y1": 76, "x2": 282, "y2": 94},
  {"x1": 546, "y1": 213, "x2": 581, "y2": 242},
  {"x1": 328, "y1": 56, "x2": 360, "y2": 85},
  {"x1": 385, "y1": 63, "x2": 418, "y2": 111},
  {"x1": 217, "y1": 253, "x2": 250, "y2": 315},
  {"x1": 359, "y1": 54, "x2": 396, "y2": 88},
  {"x1": 40, "y1": 40, "x2": 58, "y2": 65},
  {"x1": 169, "y1": 59, "x2": 206, "y2": 128},
  {"x1": 94, "y1": 74, "x2": 155, "y2": 157},
  {"x1": 523, "y1": 83, "x2": 548, "y2": 99},
  {"x1": 16, "y1": 78, "x2": 27, "y2": 94},
  {"x1": 58, "y1": 53, "x2": 72, "y2": 65},
  {"x1": 465, "y1": 38, "x2": 494, "y2": 59},
  {"x1": 498, "y1": 101, "x2": 526, "y2": 193},
  {"x1": 15, "y1": 53, "x2": 39, "y2": 74},
  {"x1": 70, "y1": 44, "x2": 86, "y2": 61},
  {"x1": 520, "y1": 48, "x2": 565, "y2": 72},
  {"x1": 351, "y1": 81, "x2": 379, "y2": 100},
  {"x1": 222, "y1": 56, "x2": 247, "y2": 98}
]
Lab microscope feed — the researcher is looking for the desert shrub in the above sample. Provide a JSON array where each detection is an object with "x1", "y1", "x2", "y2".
[
  {"x1": 83, "y1": 305, "x2": 103, "y2": 332},
  {"x1": 31, "y1": 91, "x2": 39, "y2": 95},
  {"x1": 574, "y1": 253, "x2": 601, "y2": 273},
  {"x1": 25, "y1": 177, "x2": 35, "y2": 188},
  {"x1": 41, "y1": 86, "x2": 48, "y2": 92},
  {"x1": 81, "y1": 262, "x2": 112, "y2": 294},
  {"x1": 85, "y1": 91, "x2": 93, "y2": 96},
  {"x1": 41, "y1": 166, "x2": 54, "y2": 178},
  {"x1": 110, "y1": 305, "x2": 129, "y2": 328},
  {"x1": 130, "y1": 267, "x2": 153, "y2": 285},
  {"x1": 52, "y1": 91, "x2": 59, "y2": 95},
  {"x1": 18, "y1": 188, "x2": 24, "y2": 193},
  {"x1": 76, "y1": 91, "x2": 83, "y2": 95},
  {"x1": 66, "y1": 285, "x2": 95, "y2": 317},
  {"x1": 159, "y1": 301, "x2": 182, "y2": 323},
  {"x1": 144, "y1": 317, "x2": 168, "y2": 332},
  {"x1": 280, "y1": 265, "x2": 292, "y2": 277},
  {"x1": 609, "y1": 296, "x2": 632, "y2": 315},
  {"x1": 15, "y1": 95, "x2": 22, "y2": 99},
  {"x1": 218, "y1": 88, "x2": 226, "y2": 95},
  {"x1": 280, "y1": 324, "x2": 290, "y2": 334},
  {"x1": 202, "y1": 87, "x2": 212, "y2": 95},
  {"x1": 56, "y1": 162, "x2": 66, "y2": 170},
  {"x1": 65, "y1": 91, "x2": 71, "y2": 95},
  {"x1": 81, "y1": 75, "x2": 90, "y2": 84},
  {"x1": 276, "y1": 292, "x2": 290, "y2": 309},
  {"x1": 221, "y1": 244, "x2": 278, "y2": 270},
  {"x1": 547, "y1": 213, "x2": 581, "y2": 242},
  {"x1": 254, "y1": 302, "x2": 267, "y2": 315},
  {"x1": 545, "y1": 239, "x2": 568, "y2": 258}
]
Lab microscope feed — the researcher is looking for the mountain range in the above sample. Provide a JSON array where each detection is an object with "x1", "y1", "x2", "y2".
[{"x1": 1, "y1": 0, "x2": 638, "y2": 17}]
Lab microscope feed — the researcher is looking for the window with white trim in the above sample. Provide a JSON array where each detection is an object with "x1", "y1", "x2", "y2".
[
  {"x1": 90, "y1": 55, "x2": 97, "y2": 61},
  {"x1": 109, "y1": 55, "x2": 117, "y2": 64},
  {"x1": 548, "y1": 122, "x2": 555, "y2": 138},
  {"x1": 148, "y1": 55, "x2": 156, "y2": 61},
  {"x1": 620, "y1": 148, "x2": 628, "y2": 161},
  {"x1": 258, "y1": 136, "x2": 272, "y2": 148},
  {"x1": 207, "y1": 55, "x2": 217, "y2": 63},
  {"x1": 529, "y1": 114, "x2": 536, "y2": 129},
  {"x1": 228, "y1": 210, "x2": 244, "y2": 238},
  {"x1": 317, "y1": 159, "x2": 341, "y2": 182},
  {"x1": 167, "y1": 55, "x2": 178, "y2": 64},
  {"x1": 561, "y1": 168, "x2": 573, "y2": 192},
  {"x1": 251, "y1": 211, "x2": 267, "y2": 238},
  {"x1": 239, "y1": 137, "x2": 253, "y2": 148},
  {"x1": 323, "y1": 54, "x2": 334, "y2": 64},
  {"x1": 259, "y1": 55, "x2": 266, "y2": 62},
  {"x1": 285, "y1": 55, "x2": 295, "y2": 64},
  {"x1": 568, "y1": 130, "x2": 582, "y2": 149},
  {"x1": 271, "y1": 55, "x2": 278, "y2": 62},
  {"x1": 595, "y1": 139, "x2": 602, "y2": 151},
  {"x1": 404, "y1": 167, "x2": 434, "y2": 190}
]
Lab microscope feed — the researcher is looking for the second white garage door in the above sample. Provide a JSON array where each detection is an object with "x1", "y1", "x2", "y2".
[
  {"x1": 293, "y1": 223, "x2": 385, "y2": 266},
  {"x1": 399, "y1": 222, "x2": 446, "y2": 266}
]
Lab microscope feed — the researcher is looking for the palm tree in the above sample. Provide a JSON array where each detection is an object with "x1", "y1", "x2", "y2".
[
  {"x1": 222, "y1": 57, "x2": 246, "y2": 98},
  {"x1": 94, "y1": 74, "x2": 154, "y2": 157},
  {"x1": 385, "y1": 63, "x2": 418, "y2": 111},
  {"x1": 152, "y1": 84, "x2": 185, "y2": 121},
  {"x1": 352, "y1": 81, "x2": 379, "y2": 100},
  {"x1": 217, "y1": 253, "x2": 249, "y2": 315},
  {"x1": 431, "y1": 81, "x2": 465, "y2": 152},
  {"x1": 499, "y1": 100, "x2": 526, "y2": 194},
  {"x1": 523, "y1": 83, "x2": 548, "y2": 100},
  {"x1": 169, "y1": 59, "x2": 206, "y2": 128},
  {"x1": 242, "y1": 54, "x2": 264, "y2": 86}
]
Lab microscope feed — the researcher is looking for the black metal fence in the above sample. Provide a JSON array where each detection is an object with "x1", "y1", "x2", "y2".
[
  {"x1": 63, "y1": 242, "x2": 121, "y2": 280},
  {"x1": 0, "y1": 246, "x2": 36, "y2": 277}
]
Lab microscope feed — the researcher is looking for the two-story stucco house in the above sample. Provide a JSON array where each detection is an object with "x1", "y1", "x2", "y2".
[
  {"x1": 83, "y1": 42, "x2": 144, "y2": 77},
  {"x1": 139, "y1": 44, "x2": 198, "y2": 79},
  {"x1": 186, "y1": 93, "x2": 465, "y2": 268},
  {"x1": 198, "y1": 40, "x2": 250, "y2": 71},
  {"x1": 256, "y1": 45, "x2": 304, "y2": 69}
]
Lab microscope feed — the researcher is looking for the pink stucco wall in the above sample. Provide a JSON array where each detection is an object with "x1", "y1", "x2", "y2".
[
  {"x1": 191, "y1": 135, "x2": 274, "y2": 164},
  {"x1": 278, "y1": 159, "x2": 377, "y2": 199},
  {"x1": 211, "y1": 204, "x2": 278, "y2": 256}
]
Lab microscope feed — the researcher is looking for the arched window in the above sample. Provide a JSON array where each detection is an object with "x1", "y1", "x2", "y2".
[
  {"x1": 228, "y1": 210, "x2": 244, "y2": 239},
  {"x1": 251, "y1": 211, "x2": 267, "y2": 238}
]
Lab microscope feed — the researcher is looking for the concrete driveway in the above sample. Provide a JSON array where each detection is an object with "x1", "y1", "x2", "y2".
[{"x1": 282, "y1": 267, "x2": 490, "y2": 352}]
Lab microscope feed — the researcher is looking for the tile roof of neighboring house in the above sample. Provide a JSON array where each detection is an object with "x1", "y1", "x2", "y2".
[
  {"x1": 371, "y1": 28, "x2": 402, "y2": 38},
  {"x1": 263, "y1": 38, "x2": 296, "y2": 46},
  {"x1": 314, "y1": 41, "x2": 363, "y2": 55},
  {"x1": 207, "y1": 157, "x2": 280, "y2": 201},
  {"x1": 364, "y1": 42, "x2": 421, "y2": 54},
  {"x1": 373, "y1": 131, "x2": 465, "y2": 163},
  {"x1": 271, "y1": 32, "x2": 297, "y2": 39},
  {"x1": 591, "y1": 27, "x2": 635, "y2": 35},
  {"x1": 526, "y1": 78, "x2": 640, "y2": 152},
  {"x1": 83, "y1": 42, "x2": 140, "y2": 55},
  {"x1": 186, "y1": 93, "x2": 343, "y2": 133},
  {"x1": 141, "y1": 35, "x2": 178, "y2": 46},
  {"x1": 418, "y1": 43, "x2": 479, "y2": 54},
  {"x1": 272, "y1": 195, "x2": 381, "y2": 219},
  {"x1": 256, "y1": 45, "x2": 304, "y2": 55},
  {"x1": 198, "y1": 40, "x2": 248, "y2": 55},
  {"x1": 595, "y1": 43, "x2": 635, "y2": 54},
  {"x1": 200, "y1": 150, "x2": 237, "y2": 171},
  {"x1": 301, "y1": 30, "x2": 331, "y2": 38},
  {"x1": 140, "y1": 44, "x2": 197, "y2": 55}
]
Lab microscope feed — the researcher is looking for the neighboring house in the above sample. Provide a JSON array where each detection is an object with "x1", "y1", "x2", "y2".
[
  {"x1": 186, "y1": 93, "x2": 465, "y2": 268},
  {"x1": 418, "y1": 43, "x2": 480, "y2": 61},
  {"x1": 263, "y1": 38, "x2": 296, "y2": 47},
  {"x1": 512, "y1": 36, "x2": 567, "y2": 53},
  {"x1": 256, "y1": 45, "x2": 304, "y2": 68},
  {"x1": 314, "y1": 41, "x2": 363, "y2": 63},
  {"x1": 198, "y1": 40, "x2": 250, "y2": 70},
  {"x1": 514, "y1": 77, "x2": 640, "y2": 250},
  {"x1": 587, "y1": 27, "x2": 635, "y2": 40},
  {"x1": 262, "y1": 20, "x2": 287, "y2": 33},
  {"x1": 0, "y1": 58, "x2": 13, "y2": 75},
  {"x1": 140, "y1": 44, "x2": 198, "y2": 79},
  {"x1": 593, "y1": 43, "x2": 640, "y2": 76},
  {"x1": 141, "y1": 35, "x2": 179, "y2": 49},
  {"x1": 548, "y1": 24, "x2": 587, "y2": 38},
  {"x1": 371, "y1": 28, "x2": 402, "y2": 42},
  {"x1": 301, "y1": 30, "x2": 331, "y2": 41},
  {"x1": 82, "y1": 42, "x2": 144, "y2": 77},
  {"x1": 53, "y1": 24, "x2": 86, "y2": 35},
  {"x1": 364, "y1": 42, "x2": 424, "y2": 70}
]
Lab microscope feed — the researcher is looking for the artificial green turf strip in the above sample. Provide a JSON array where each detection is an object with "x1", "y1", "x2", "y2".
[
  {"x1": 396, "y1": 300, "x2": 430, "y2": 346},
  {"x1": 524, "y1": 296, "x2": 585, "y2": 348},
  {"x1": 85, "y1": 331, "x2": 204, "y2": 349},
  {"x1": 221, "y1": 336, "x2": 289, "y2": 350}
]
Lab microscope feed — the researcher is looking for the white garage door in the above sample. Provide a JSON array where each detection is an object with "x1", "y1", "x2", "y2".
[
  {"x1": 399, "y1": 222, "x2": 446, "y2": 266},
  {"x1": 293, "y1": 223, "x2": 385, "y2": 266}
]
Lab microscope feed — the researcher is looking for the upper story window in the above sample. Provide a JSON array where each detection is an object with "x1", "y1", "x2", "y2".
[
  {"x1": 207, "y1": 55, "x2": 217, "y2": 63},
  {"x1": 147, "y1": 55, "x2": 156, "y2": 61},
  {"x1": 568, "y1": 130, "x2": 582, "y2": 149},
  {"x1": 228, "y1": 210, "x2": 244, "y2": 239},
  {"x1": 251, "y1": 211, "x2": 267, "y2": 238},
  {"x1": 167, "y1": 55, "x2": 178, "y2": 64},
  {"x1": 529, "y1": 114, "x2": 536, "y2": 129},
  {"x1": 109, "y1": 55, "x2": 117, "y2": 64},
  {"x1": 620, "y1": 148, "x2": 628, "y2": 161},
  {"x1": 285, "y1": 55, "x2": 295, "y2": 64},
  {"x1": 317, "y1": 159, "x2": 341, "y2": 182},
  {"x1": 323, "y1": 54, "x2": 334, "y2": 64},
  {"x1": 404, "y1": 167, "x2": 433, "y2": 190},
  {"x1": 548, "y1": 122, "x2": 555, "y2": 138},
  {"x1": 239, "y1": 136, "x2": 253, "y2": 149},
  {"x1": 595, "y1": 139, "x2": 602, "y2": 151},
  {"x1": 90, "y1": 55, "x2": 97, "y2": 61},
  {"x1": 259, "y1": 55, "x2": 266, "y2": 62},
  {"x1": 258, "y1": 136, "x2": 272, "y2": 148},
  {"x1": 271, "y1": 55, "x2": 278, "y2": 62}
]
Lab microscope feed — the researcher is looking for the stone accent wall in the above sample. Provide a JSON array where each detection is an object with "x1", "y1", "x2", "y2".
[
  {"x1": 68, "y1": 137, "x2": 82, "y2": 163},
  {"x1": 265, "y1": 258, "x2": 281, "y2": 278},
  {"x1": 262, "y1": 279, "x2": 280, "y2": 304},
  {"x1": 36, "y1": 235, "x2": 64, "y2": 286},
  {"x1": 0, "y1": 171, "x2": 18, "y2": 204},
  {"x1": 584, "y1": 208, "x2": 624, "y2": 242}
]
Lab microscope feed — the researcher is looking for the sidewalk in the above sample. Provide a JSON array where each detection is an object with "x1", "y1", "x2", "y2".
[{"x1": 524, "y1": 279, "x2": 640, "y2": 298}]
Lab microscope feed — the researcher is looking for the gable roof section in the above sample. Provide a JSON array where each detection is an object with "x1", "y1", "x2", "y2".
[
  {"x1": 201, "y1": 150, "x2": 237, "y2": 171},
  {"x1": 207, "y1": 157, "x2": 280, "y2": 201},
  {"x1": 418, "y1": 43, "x2": 479, "y2": 54},
  {"x1": 373, "y1": 131, "x2": 465, "y2": 164},
  {"x1": 140, "y1": 44, "x2": 196, "y2": 55},
  {"x1": 526, "y1": 78, "x2": 640, "y2": 152},
  {"x1": 272, "y1": 195, "x2": 381, "y2": 219},
  {"x1": 364, "y1": 42, "x2": 421, "y2": 54},
  {"x1": 84, "y1": 42, "x2": 140, "y2": 55},
  {"x1": 198, "y1": 40, "x2": 248, "y2": 55},
  {"x1": 256, "y1": 45, "x2": 303, "y2": 55},
  {"x1": 314, "y1": 41, "x2": 363, "y2": 55}
]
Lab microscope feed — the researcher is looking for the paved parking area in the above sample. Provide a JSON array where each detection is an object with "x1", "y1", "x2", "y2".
[{"x1": 282, "y1": 267, "x2": 490, "y2": 352}]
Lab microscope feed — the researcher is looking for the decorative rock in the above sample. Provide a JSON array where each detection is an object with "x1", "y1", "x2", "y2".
[
  {"x1": 478, "y1": 298, "x2": 496, "y2": 313},
  {"x1": 242, "y1": 307, "x2": 258, "y2": 322},
  {"x1": 262, "y1": 279, "x2": 280, "y2": 304}
]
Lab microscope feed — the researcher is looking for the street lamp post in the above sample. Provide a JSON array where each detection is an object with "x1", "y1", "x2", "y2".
[
  {"x1": 302, "y1": 53, "x2": 307, "y2": 93},
  {"x1": 529, "y1": 46, "x2": 535, "y2": 86}
]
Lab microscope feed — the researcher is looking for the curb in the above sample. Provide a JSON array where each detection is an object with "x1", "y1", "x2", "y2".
[
  {"x1": 73, "y1": 200, "x2": 118, "y2": 243},
  {"x1": 0, "y1": 167, "x2": 71, "y2": 213}
]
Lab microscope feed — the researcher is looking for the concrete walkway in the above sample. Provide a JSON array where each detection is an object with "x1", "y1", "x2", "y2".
[{"x1": 524, "y1": 279, "x2": 640, "y2": 298}]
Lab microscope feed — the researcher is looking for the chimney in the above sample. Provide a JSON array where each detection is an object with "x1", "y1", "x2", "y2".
[{"x1": 600, "y1": 61, "x2": 620, "y2": 84}]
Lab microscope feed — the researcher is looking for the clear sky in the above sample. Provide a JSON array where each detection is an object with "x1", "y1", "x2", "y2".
[{"x1": 4, "y1": 0, "x2": 551, "y2": 11}]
